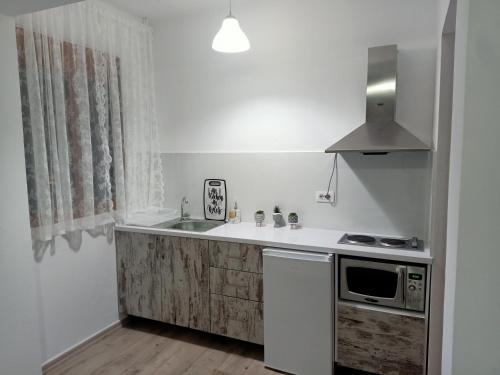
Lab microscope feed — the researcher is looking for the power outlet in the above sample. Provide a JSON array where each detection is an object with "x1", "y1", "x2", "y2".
[{"x1": 315, "y1": 191, "x2": 334, "y2": 203}]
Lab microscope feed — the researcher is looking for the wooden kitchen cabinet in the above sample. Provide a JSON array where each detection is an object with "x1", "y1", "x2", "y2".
[
  {"x1": 210, "y1": 267, "x2": 263, "y2": 302},
  {"x1": 115, "y1": 232, "x2": 210, "y2": 331},
  {"x1": 116, "y1": 232, "x2": 265, "y2": 344},
  {"x1": 210, "y1": 294, "x2": 264, "y2": 344},
  {"x1": 157, "y1": 235, "x2": 210, "y2": 331},
  {"x1": 209, "y1": 240, "x2": 263, "y2": 273},
  {"x1": 208, "y1": 240, "x2": 264, "y2": 343},
  {"x1": 337, "y1": 303, "x2": 426, "y2": 375},
  {"x1": 115, "y1": 231, "x2": 162, "y2": 320}
]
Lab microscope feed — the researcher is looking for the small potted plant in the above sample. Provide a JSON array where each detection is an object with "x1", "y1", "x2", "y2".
[
  {"x1": 288, "y1": 212, "x2": 299, "y2": 229},
  {"x1": 272, "y1": 205, "x2": 286, "y2": 228},
  {"x1": 254, "y1": 210, "x2": 265, "y2": 227}
]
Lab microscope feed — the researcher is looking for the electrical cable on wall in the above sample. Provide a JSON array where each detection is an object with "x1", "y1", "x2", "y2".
[{"x1": 324, "y1": 153, "x2": 338, "y2": 206}]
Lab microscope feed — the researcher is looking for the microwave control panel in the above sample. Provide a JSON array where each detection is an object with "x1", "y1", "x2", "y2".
[{"x1": 406, "y1": 265, "x2": 426, "y2": 312}]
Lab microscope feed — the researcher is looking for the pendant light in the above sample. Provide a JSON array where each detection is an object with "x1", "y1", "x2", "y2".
[{"x1": 212, "y1": 0, "x2": 250, "y2": 53}]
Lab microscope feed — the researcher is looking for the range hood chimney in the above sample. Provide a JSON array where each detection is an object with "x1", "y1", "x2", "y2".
[{"x1": 325, "y1": 45, "x2": 430, "y2": 154}]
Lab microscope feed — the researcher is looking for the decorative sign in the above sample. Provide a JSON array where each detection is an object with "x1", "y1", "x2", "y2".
[{"x1": 204, "y1": 179, "x2": 227, "y2": 221}]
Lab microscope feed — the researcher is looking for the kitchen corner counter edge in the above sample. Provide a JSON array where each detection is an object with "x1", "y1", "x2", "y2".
[{"x1": 114, "y1": 222, "x2": 432, "y2": 264}]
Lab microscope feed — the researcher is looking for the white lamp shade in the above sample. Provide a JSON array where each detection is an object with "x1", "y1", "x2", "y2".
[{"x1": 212, "y1": 16, "x2": 250, "y2": 53}]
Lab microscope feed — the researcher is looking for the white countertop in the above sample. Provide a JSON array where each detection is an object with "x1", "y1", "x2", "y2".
[{"x1": 115, "y1": 221, "x2": 432, "y2": 264}]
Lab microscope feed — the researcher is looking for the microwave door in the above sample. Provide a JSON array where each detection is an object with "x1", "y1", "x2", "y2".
[{"x1": 340, "y1": 259, "x2": 406, "y2": 309}]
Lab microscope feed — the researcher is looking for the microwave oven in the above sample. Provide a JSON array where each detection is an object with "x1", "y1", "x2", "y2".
[{"x1": 339, "y1": 257, "x2": 426, "y2": 312}]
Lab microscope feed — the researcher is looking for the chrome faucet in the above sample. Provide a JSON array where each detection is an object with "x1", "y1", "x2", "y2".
[{"x1": 180, "y1": 197, "x2": 190, "y2": 221}]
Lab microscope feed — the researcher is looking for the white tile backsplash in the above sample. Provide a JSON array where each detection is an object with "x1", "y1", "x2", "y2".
[{"x1": 162, "y1": 151, "x2": 431, "y2": 240}]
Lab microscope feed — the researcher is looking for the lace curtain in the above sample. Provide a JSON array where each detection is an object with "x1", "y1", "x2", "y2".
[{"x1": 16, "y1": 0, "x2": 164, "y2": 243}]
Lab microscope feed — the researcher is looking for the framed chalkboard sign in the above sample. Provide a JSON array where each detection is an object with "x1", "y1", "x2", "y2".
[{"x1": 203, "y1": 179, "x2": 227, "y2": 221}]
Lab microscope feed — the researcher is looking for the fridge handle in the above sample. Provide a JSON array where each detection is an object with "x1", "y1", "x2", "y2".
[{"x1": 263, "y1": 248, "x2": 333, "y2": 262}]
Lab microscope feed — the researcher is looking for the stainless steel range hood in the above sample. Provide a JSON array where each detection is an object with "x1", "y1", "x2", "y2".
[{"x1": 325, "y1": 45, "x2": 430, "y2": 154}]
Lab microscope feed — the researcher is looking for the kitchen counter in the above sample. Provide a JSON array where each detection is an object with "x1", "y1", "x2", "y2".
[{"x1": 115, "y1": 221, "x2": 432, "y2": 264}]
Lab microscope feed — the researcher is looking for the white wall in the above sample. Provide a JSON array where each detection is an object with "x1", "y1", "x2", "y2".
[
  {"x1": 426, "y1": 1, "x2": 453, "y2": 373},
  {"x1": 441, "y1": 0, "x2": 467, "y2": 373},
  {"x1": 163, "y1": 152, "x2": 431, "y2": 238},
  {"x1": 0, "y1": 13, "x2": 42, "y2": 375},
  {"x1": 0, "y1": 0, "x2": 444, "y2": 370},
  {"x1": 443, "y1": 0, "x2": 500, "y2": 374},
  {"x1": 153, "y1": 0, "x2": 438, "y2": 153},
  {"x1": 154, "y1": 0, "x2": 438, "y2": 239},
  {"x1": 34, "y1": 231, "x2": 119, "y2": 363},
  {"x1": 0, "y1": 9, "x2": 120, "y2": 366}
]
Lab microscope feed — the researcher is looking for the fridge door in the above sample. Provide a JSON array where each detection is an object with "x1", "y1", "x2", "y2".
[{"x1": 263, "y1": 248, "x2": 334, "y2": 375}]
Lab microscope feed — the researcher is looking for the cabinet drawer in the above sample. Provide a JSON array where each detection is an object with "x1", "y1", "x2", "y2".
[
  {"x1": 209, "y1": 241, "x2": 263, "y2": 274},
  {"x1": 210, "y1": 267, "x2": 263, "y2": 302},
  {"x1": 337, "y1": 303, "x2": 426, "y2": 375},
  {"x1": 210, "y1": 294, "x2": 263, "y2": 344}
]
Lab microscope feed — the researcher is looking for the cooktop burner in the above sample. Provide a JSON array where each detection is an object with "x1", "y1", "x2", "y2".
[
  {"x1": 338, "y1": 233, "x2": 423, "y2": 251},
  {"x1": 379, "y1": 238, "x2": 407, "y2": 248},
  {"x1": 345, "y1": 234, "x2": 376, "y2": 244}
]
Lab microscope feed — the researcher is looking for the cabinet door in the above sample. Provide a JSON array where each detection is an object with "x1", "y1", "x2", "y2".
[
  {"x1": 115, "y1": 231, "x2": 161, "y2": 320},
  {"x1": 210, "y1": 294, "x2": 264, "y2": 344},
  {"x1": 337, "y1": 303, "x2": 426, "y2": 375},
  {"x1": 157, "y1": 236, "x2": 210, "y2": 331}
]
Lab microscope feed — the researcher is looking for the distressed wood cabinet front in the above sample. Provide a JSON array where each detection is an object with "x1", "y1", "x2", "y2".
[
  {"x1": 337, "y1": 303, "x2": 426, "y2": 375},
  {"x1": 210, "y1": 294, "x2": 264, "y2": 344},
  {"x1": 117, "y1": 233, "x2": 266, "y2": 344},
  {"x1": 210, "y1": 268, "x2": 263, "y2": 302},
  {"x1": 157, "y1": 236, "x2": 210, "y2": 331},
  {"x1": 115, "y1": 231, "x2": 162, "y2": 320},
  {"x1": 208, "y1": 240, "x2": 264, "y2": 343},
  {"x1": 209, "y1": 240, "x2": 263, "y2": 274},
  {"x1": 116, "y1": 232, "x2": 210, "y2": 331}
]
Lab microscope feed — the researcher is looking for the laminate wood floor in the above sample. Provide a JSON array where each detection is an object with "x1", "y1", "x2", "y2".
[{"x1": 44, "y1": 318, "x2": 281, "y2": 375}]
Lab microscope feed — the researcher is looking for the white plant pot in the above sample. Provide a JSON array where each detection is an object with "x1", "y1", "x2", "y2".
[{"x1": 255, "y1": 213, "x2": 265, "y2": 227}]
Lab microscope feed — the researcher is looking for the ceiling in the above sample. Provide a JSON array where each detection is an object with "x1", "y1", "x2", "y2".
[
  {"x1": 0, "y1": 0, "x2": 79, "y2": 16},
  {"x1": 105, "y1": 0, "x2": 231, "y2": 19},
  {"x1": 0, "y1": 0, "x2": 232, "y2": 18}
]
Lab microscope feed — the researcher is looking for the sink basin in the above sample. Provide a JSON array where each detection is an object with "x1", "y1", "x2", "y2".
[{"x1": 153, "y1": 219, "x2": 224, "y2": 232}]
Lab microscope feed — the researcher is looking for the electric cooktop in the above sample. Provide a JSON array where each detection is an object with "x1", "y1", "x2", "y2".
[{"x1": 338, "y1": 233, "x2": 423, "y2": 251}]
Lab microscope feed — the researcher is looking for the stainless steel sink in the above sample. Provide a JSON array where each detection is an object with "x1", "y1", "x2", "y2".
[{"x1": 153, "y1": 218, "x2": 224, "y2": 232}]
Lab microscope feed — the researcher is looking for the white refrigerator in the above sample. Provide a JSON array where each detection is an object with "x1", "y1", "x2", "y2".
[{"x1": 263, "y1": 248, "x2": 334, "y2": 375}]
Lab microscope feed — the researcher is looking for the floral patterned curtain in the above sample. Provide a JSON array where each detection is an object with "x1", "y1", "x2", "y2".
[{"x1": 16, "y1": 1, "x2": 164, "y2": 243}]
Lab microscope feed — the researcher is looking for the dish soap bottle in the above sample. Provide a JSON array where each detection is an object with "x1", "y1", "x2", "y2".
[{"x1": 228, "y1": 201, "x2": 241, "y2": 224}]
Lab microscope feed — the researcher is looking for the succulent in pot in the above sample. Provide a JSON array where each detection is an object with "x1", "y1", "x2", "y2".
[
  {"x1": 272, "y1": 205, "x2": 286, "y2": 228},
  {"x1": 255, "y1": 210, "x2": 265, "y2": 227},
  {"x1": 288, "y1": 212, "x2": 299, "y2": 229}
]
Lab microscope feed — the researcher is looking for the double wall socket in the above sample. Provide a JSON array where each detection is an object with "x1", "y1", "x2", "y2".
[{"x1": 315, "y1": 191, "x2": 334, "y2": 203}]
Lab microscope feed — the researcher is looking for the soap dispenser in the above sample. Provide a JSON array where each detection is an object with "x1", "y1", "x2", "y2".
[{"x1": 228, "y1": 201, "x2": 241, "y2": 224}]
